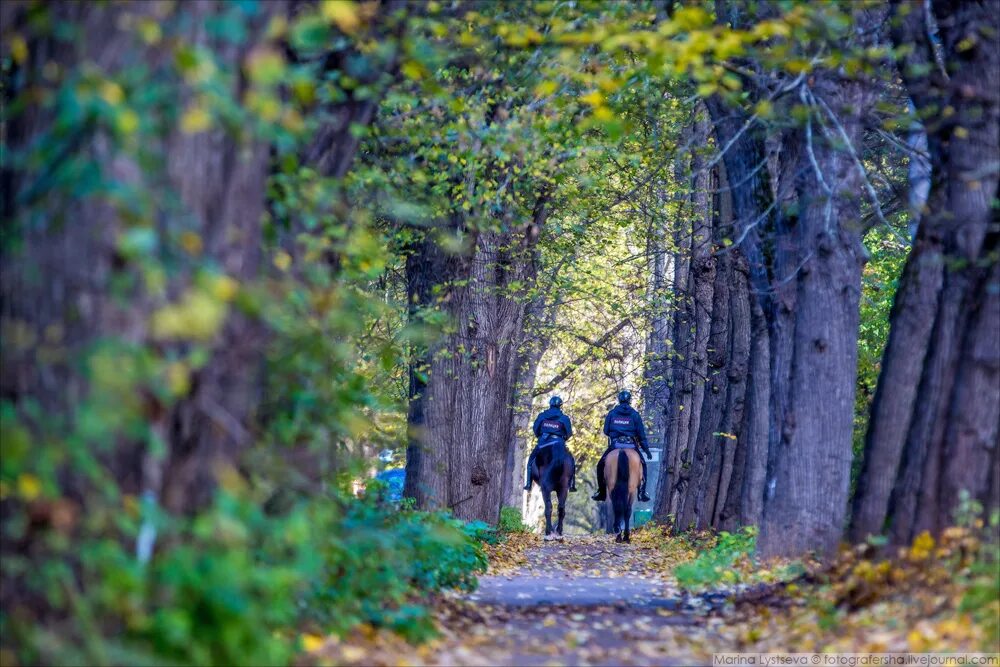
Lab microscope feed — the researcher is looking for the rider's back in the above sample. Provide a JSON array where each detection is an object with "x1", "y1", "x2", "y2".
[
  {"x1": 534, "y1": 407, "x2": 572, "y2": 443},
  {"x1": 604, "y1": 403, "x2": 642, "y2": 442}
]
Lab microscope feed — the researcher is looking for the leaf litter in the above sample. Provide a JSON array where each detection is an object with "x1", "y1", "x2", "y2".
[{"x1": 302, "y1": 525, "x2": 997, "y2": 666}]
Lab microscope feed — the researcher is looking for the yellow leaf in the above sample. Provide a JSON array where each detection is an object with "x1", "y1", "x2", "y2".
[
  {"x1": 9, "y1": 35, "x2": 28, "y2": 64},
  {"x1": 593, "y1": 106, "x2": 614, "y2": 121},
  {"x1": 785, "y1": 59, "x2": 813, "y2": 74},
  {"x1": 534, "y1": 80, "x2": 559, "y2": 97},
  {"x1": 266, "y1": 15, "x2": 288, "y2": 40},
  {"x1": 210, "y1": 275, "x2": 239, "y2": 302},
  {"x1": 273, "y1": 250, "x2": 292, "y2": 272},
  {"x1": 137, "y1": 18, "x2": 162, "y2": 45},
  {"x1": 180, "y1": 105, "x2": 211, "y2": 134},
  {"x1": 150, "y1": 290, "x2": 227, "y2": 341},
  {"x1": 580, "y1": 90, "x2": 604, "y2": 107},
  {"x1": 246, "y1": 48, "x2": 286, "y2": 86},
  {"x1": 301, "y1": 634, "x2": 326, "y2": 652},
  {"x1": 17, "y1": 473, "x2": 42, "y2": 501},
  {"x1": 179, "y1": 231, "x2": 203, "y2": 256},
  {"x1": 401, "y1": 60, "x2": 426, "y2": 81},
  {"x1": 321, "y1": 0, "x2": 361, "y2": 34},
  {"x1": 953, "y1": 126, "x2": 969, "y2": 139},
  {"x1": 100, "y1": 81, "x2": 125, "y2": 106},
  {"x1": 165, "y1": 361, "x2": 191, "y2": 396},
  {"x1": 116, "y1": 109, "x2": 140, "y2": 135}
]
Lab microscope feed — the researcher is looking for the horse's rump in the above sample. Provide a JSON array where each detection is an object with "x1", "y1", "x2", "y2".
[
  {"x1": 605, "y1": 448, "x2": 641, "y2": 537},
  {"x1": 537, "y1": 439, "x2": 572, "y2": 490},
  {"x1": 604, "y1": 447, "x2": 641, "y2": 498}
]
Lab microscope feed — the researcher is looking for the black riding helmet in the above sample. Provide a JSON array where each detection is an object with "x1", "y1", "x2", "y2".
[
  {"x1": 549, "y1": 395, "x2": 563, "y2": 408},
  {"x1": 617, "y1": 390, "x2": 632, "y2": 404}
]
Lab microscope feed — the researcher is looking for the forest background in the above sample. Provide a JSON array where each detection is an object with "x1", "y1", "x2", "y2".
[{"x1": 1, "y1": 0, "x2": 997, "y2": 664}]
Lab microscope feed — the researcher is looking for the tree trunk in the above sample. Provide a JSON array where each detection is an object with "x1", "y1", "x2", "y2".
[
  {"x1": 852, "y1": 0, "x2": 1000, "y2": 544},
  {"x1": 656, "y1": 118, "x2": 717, "y2": 527},
  {"x1": 758, "y1": 73, "x2": 870, "y2": 558},
  {"x1": 642, "y1": 184, "x2": 674, "y2": 464},
  {"x1": 405, "y1": 199, "x2": 548, "y2": 523},
  {"x1": 697, "y1": 94, "x2": 777, "y2": 533}
]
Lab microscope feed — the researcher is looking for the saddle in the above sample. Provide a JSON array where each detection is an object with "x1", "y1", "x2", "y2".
[
  {"x1": 610, "y1": 436, "x2": 637, "y2": 449},
  {"x1": 538, "y1": 435, "x2": 565, "y2": 449}
]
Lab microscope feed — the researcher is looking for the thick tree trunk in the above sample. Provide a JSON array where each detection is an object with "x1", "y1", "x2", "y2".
[
  {"x1": 642, "y1": 185, "x2": 674, "y2": 463},
  {"x1": 656, "y1": 119, "x2": 717, "y2": 527},
  {"x1": 405, "y1": 200, "x2": 547, "y2": 523},
  {"x1": 852, "y1": 0, "x2": 1000, "y2": 544},
  {"x1": 502, "y1": 292, "x2": 554, "y2": 510},
  {"x1": 653, "y1": 128, "x2": 693, "y2": 522},
  {"x1": 0, "y1": 1, "x2": 287, "y2": 516},
  {"x1": 697, "y1": 95, "x2": 777, "y2": 533},
  {"x1": 758, "y1": 74, "x2": 870, "y2": 558},
  {"x1": 721, "y1": 286, "x2": 770, "y2": 530}
]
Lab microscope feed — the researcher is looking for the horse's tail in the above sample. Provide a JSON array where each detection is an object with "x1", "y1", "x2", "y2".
[{"x1": 610, "y1": 449, "x2": 630, "y2": 529}]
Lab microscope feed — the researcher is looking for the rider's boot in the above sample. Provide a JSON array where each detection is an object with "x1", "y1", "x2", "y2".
[
  {"x1": 638, "y1": 476, "x2": 651, "y2": 502},
  {"x1": 568, "y1": 472, "x2": 577, "y2": 492},
  {"x1": 591, "y1": 455, "x2": 606, "y2": 500},
  {"x1": 636, "y1": 452, "x2": 651, "y2": 502},
  {"x1": 523, "y1": 450, "x2": 536, "y2": 491}
]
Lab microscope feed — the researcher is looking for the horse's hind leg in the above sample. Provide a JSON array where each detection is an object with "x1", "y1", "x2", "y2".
[
  {"x1": 542, "y1": 490, "x2": 553, "y2": 538},
  {"x1": 623, "y1": 504, "x2": 632, "y2": 543},
  {"x1": 556, "y1": 486, "x2": 567, "y2": 538}
]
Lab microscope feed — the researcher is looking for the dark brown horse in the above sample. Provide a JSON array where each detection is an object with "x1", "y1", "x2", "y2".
[
  {"x1": 532, "y1": 439, "x2": 575, "y2": 540},
  {"x1": 604, "y1": 447, "x2": 642, "y2": 542}
]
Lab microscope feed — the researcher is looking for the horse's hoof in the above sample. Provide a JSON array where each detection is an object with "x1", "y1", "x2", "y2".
[
  {"x1": 555, "y1": 534, "x2": 564, "y2": 541},
  {"x1": 543, "y1": 534, "x2": 553, "y2": 541}
]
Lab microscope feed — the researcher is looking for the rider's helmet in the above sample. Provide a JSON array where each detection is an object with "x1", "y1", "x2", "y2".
[
  {"x1": 549, "y1": 395, "x2": 563, "y2": 408},
  {"x1": 617, "y1": 390, "x2": 632, "y2": 404}
]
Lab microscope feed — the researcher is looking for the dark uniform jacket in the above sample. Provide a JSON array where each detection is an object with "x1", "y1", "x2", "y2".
[
  {"x1": 532, "y1": 407, "x2": 573, "y2": 445},
  {"x1": 603, "y1": 403, "x2": 649, "y2": 451}
]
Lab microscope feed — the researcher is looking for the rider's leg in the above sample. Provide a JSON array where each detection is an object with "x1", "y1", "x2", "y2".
[
  {"x1": 638, "y1": 454, "x2": 650, "y2": 502},
  {"x1": 523, "y1": 447, "x2": 538, "y2": 491},
  {"x1": 591, "y1": 448, "x2": 612, "y2": 501},
  {"x1": 569, "y1": 459, "x2": 577, "y2": 492}
]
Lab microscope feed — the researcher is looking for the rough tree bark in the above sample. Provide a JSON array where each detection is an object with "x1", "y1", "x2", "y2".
[
  {"x1": 699, "y1": 96, "x2": 776, "y2": 533},
  {"x1": 852, "y1": 0, "x2": 1000, "y2": 544},
  {"x1": 757, "y1": 65, "x2": 873, "y2": 558},
  {"x1": 653, "y1": 119, "x2": 717, "y2": 524},
  {"x1": 0, "y1": 0, "x2": 404, "y2": 516},
  {"x1": 642, "y1": 181, "x2": 674, "y2": 459},
  {"x1": 404, "y1": 198, "x2": 549, "y2": 523}
]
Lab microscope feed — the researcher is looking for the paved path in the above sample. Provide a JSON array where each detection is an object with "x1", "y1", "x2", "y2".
[{"x1": 426, "y1": 535, "x2": 729, "y2": 666}]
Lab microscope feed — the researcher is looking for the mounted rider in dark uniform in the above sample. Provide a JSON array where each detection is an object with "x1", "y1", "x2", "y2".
[
  {"x1": 591, "y1": 390, "x2": 651, "y2": 502},
  {"x1": 524, "y1": 396, "x2": 577, "y2": 492}
]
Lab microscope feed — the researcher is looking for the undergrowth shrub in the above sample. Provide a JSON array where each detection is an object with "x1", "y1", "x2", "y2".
[
  {"x1": 956, "y1": 501, "x2": 1000, "y2": 649},
  {"x1": 674, "y1": 526, "x2": 757, "y2": 592},
  {"x1": 497, "y1": 506, "x2": 530, "y2": 534},
  {"x1": 304, "y1": 495, "x2": 487, "y2": 643},
  {"x1": 0, "y1": 452, "x2": 487, "y2": 665}
]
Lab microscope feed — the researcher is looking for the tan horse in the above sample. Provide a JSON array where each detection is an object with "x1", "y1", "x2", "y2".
[{"x1": 603, "y1": 447, "x2": 643, "y2": 542}]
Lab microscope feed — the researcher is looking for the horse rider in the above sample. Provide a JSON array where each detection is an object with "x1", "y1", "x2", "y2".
[
  {"x1": 523, "y1": 395, "x2": 577, "y2": 492},
  {"x1": 591, "y1": 390, "x2": 652, "y2": 502}
]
